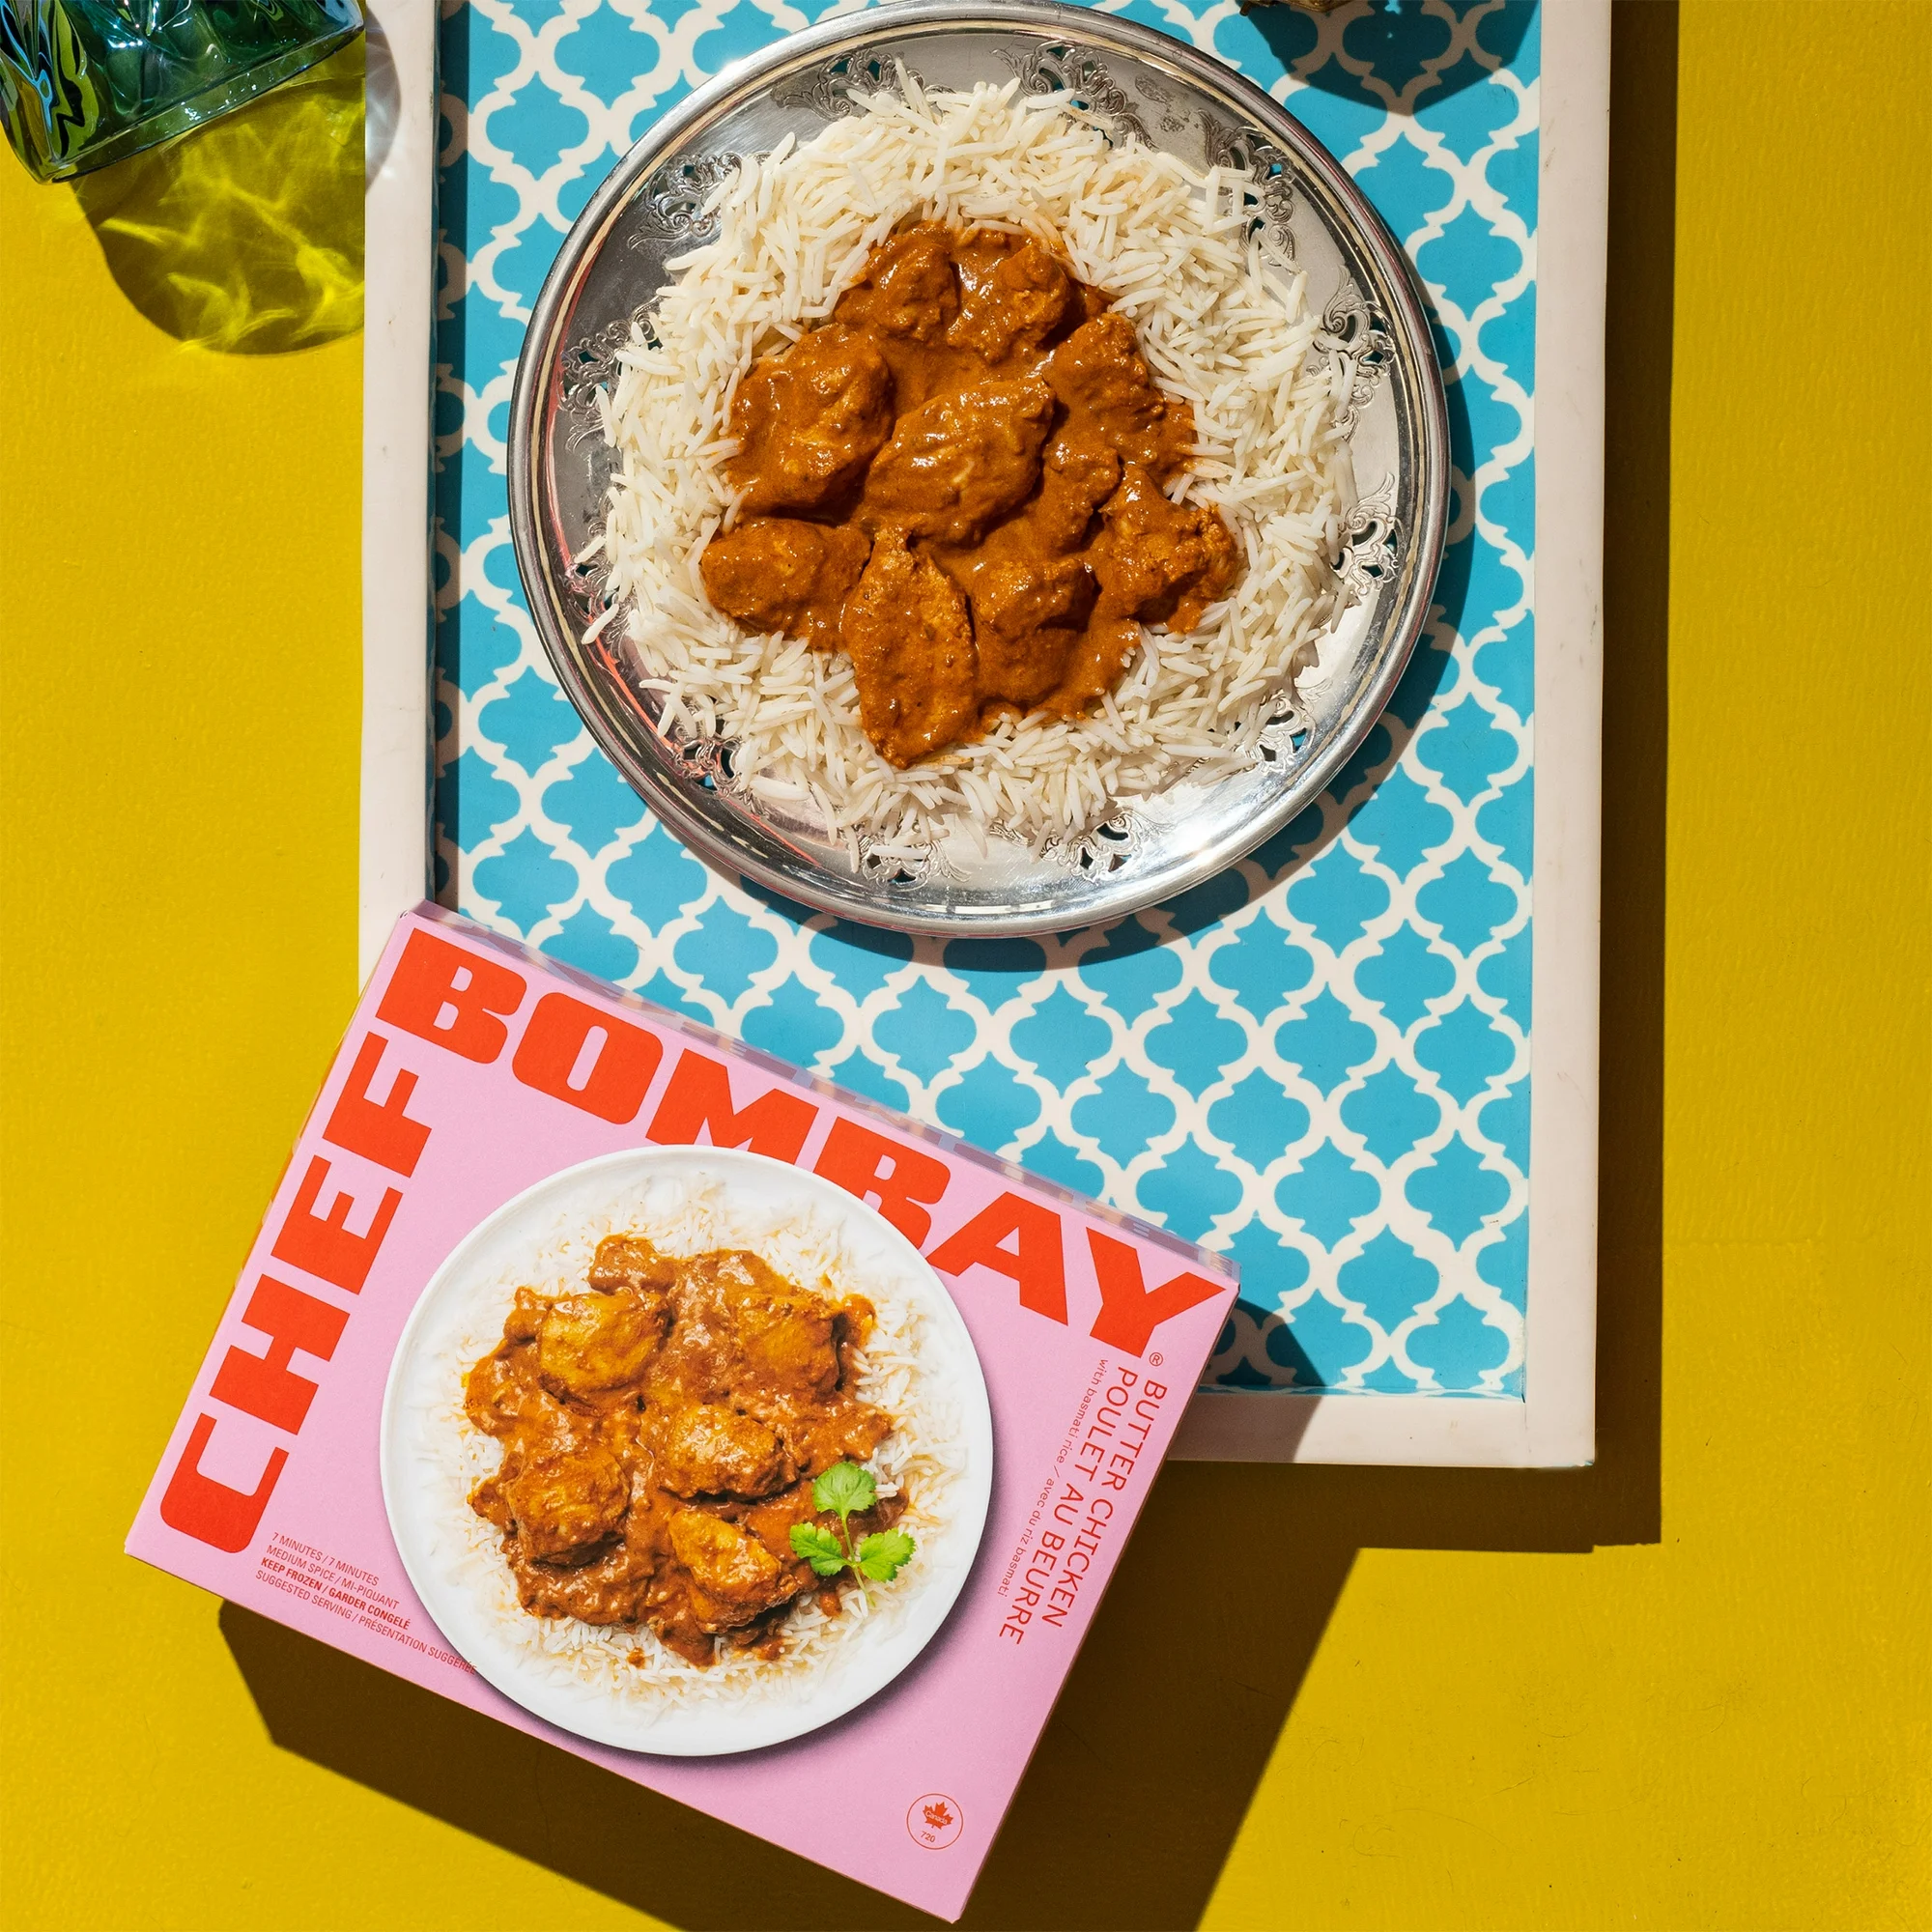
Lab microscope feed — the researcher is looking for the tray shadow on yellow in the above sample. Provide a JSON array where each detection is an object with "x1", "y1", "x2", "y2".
[
  {"x1": 1244, "y1": 0, "x2": 1539, "y2": 107},
  {"x1": 216, "y1": 10, "x2": 1677, "y2": 1923},
  {"x1": 68, "y1": 38, "x2": 363, "y2": 355}
]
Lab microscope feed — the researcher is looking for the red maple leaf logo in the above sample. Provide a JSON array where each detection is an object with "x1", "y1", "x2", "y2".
[{"x1": 923, "y1": 1802, "x2": 953, "y2": 1831}]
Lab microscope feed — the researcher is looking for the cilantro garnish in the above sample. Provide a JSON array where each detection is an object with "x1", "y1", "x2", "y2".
[
  {"x1": 789, "y1": 1461, "x2": 917, "y2": 1594},
  {"x1": 854, "y1": 1526, "x2": 917, "y2": 1580}
]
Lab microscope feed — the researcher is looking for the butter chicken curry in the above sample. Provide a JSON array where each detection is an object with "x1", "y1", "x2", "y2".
[
  {"x1": 465, "y1": 1234, "x2": 901, "y2": 1665},
  {"x1": 699, "y1": 221, "x2": 1241, "y2": 767}
]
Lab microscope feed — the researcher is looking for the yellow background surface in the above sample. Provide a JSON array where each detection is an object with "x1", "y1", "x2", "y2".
[{"x1": 2, "y1": 4, "x2": 1926, "y2": 1926}]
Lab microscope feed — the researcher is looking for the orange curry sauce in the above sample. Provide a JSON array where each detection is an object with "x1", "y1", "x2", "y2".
[
  {"x1": 464, "y1": 1235, "x2": 901, "y2": 1666},
  {"x1": 698, "y1": 221, "x2": 1241, "y2": 767}
]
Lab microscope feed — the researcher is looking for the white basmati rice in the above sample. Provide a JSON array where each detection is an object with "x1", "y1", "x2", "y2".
[
  {"x1": 415, "y1": 1176, "x2": 966, "y2": 1716},
  {"x1": 599, "y1": 80, "x2": 1355, "y2": 859}
]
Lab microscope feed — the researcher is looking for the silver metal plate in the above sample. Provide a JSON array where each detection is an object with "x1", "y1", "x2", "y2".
[{"x1": 507, "y1": 0, "x2": 1447, "y2": 937}]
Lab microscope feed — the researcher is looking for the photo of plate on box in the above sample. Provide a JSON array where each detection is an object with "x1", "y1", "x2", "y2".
[
  {"x1": 508, "y1": 0, "x2": 1447, "y2": 936},
  {"x1": 381, "y1": 1146, "x2": 994, "y2": 1755}
]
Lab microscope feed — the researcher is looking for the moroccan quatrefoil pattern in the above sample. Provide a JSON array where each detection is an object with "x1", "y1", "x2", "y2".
[{"x1": 433, "y1": 0, "x2": 1541, "y2": 1396}]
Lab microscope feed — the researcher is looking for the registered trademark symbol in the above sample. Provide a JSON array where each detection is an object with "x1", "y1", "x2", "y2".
[{"x1": 1149, "y1": 1352, "x2": 1164, "y2": 1367}]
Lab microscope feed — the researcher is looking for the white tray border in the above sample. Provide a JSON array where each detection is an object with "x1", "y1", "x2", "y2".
[
  {"x1": 357, "y1": 0, "x2": 1607, "y2": 1467},
  {"x1": 359, "y1": 0, "x2": 438, "y2": 981}
]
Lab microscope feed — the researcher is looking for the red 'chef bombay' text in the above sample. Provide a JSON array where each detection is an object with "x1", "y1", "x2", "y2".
[{"x1": 159, "y1": 927, "x2": 1223, "y2": 1556}]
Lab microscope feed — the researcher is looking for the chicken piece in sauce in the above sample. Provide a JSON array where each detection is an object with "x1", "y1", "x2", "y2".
[
  {"x1": 507, "y1": 1510, "x2": 658, "y2": 1628},
  {"x1": 698, "y1": 220, "x2": 1241, "y2": 765},
  {"x1": 653, "y1": 1249, "x2": 844, "y2": 1406},
  {"x1": 497, "y1": 1443, "x2": 630, "y2": 1561},
  {"x1": 833, "y1": 222, "x2": 959, "y2": 344},
  {"x1": 538, "y1": 1287, "x2": 668, "y2": 1398},
  {"x1": 1040, "y1": 618, "x2": 1146, "y2": 720},
  {"x1": 964, "y1": 552, "x2": 1097, "y2": 707},
  {"x1": 842, "y1": 528, "x2": 981, "y2": 767},
  {"x1": 464, "y1": 1291, "x2": 552, "y2": 1434},
  {"x1": 860, "y1": 376, "x2": 1054, "y2": 544},
  {"x1": 668, "y1": 1511, "x2": 799, "y2": 1631},
  {"x1": 1028, "y1": 431, "x2": 1122, "y2": 554},
  {"x1": 724, "y1": 324, "x2": 893, "y2": 513},
  {"x1": 1045, "y1": 312, "x2": 1197, "y2": 480},
  {"x1": 587, "y1": 1235, "x2": 679, "y2": 1295},
  {"x1": 947, "y1": 234, "x2": 1073, "y2": 361},
  {"x1": 698, "y1": 517, "x2": 870, "y2": 651},
  {"x1": 1094, "y1": 465, "x2": 1242, "y2": 633},
  {"x1": 463, "y1": 1233, "x2": 901, "y2": 1665},
  {"x1": 650, "y1": 1402, "x2": 794, "y2": 1500}
]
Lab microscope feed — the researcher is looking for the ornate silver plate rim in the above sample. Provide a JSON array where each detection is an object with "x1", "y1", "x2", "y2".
[{"x1": 507, "y1": 0, "x2": 1449, "y2": 937}]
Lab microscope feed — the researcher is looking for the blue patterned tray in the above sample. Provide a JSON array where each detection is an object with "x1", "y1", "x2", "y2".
[{"x1": 432, "y1": 0, "x2": 1541, "y2": 1401}]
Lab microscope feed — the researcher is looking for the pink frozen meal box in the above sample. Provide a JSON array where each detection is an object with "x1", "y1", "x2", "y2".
[{"x1": 128, "y1": 904, "x2": 1239, "y2": 1919}]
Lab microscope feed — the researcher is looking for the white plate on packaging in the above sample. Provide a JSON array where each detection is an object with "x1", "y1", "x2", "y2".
[{"x1": 380, "y1": 1146, "x2": 993, "y2": 1755}]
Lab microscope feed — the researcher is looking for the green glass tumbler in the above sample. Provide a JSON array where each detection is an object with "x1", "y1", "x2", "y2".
[{"x1": 1, "y1": 0, "x2": 361, "y2": 182}]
